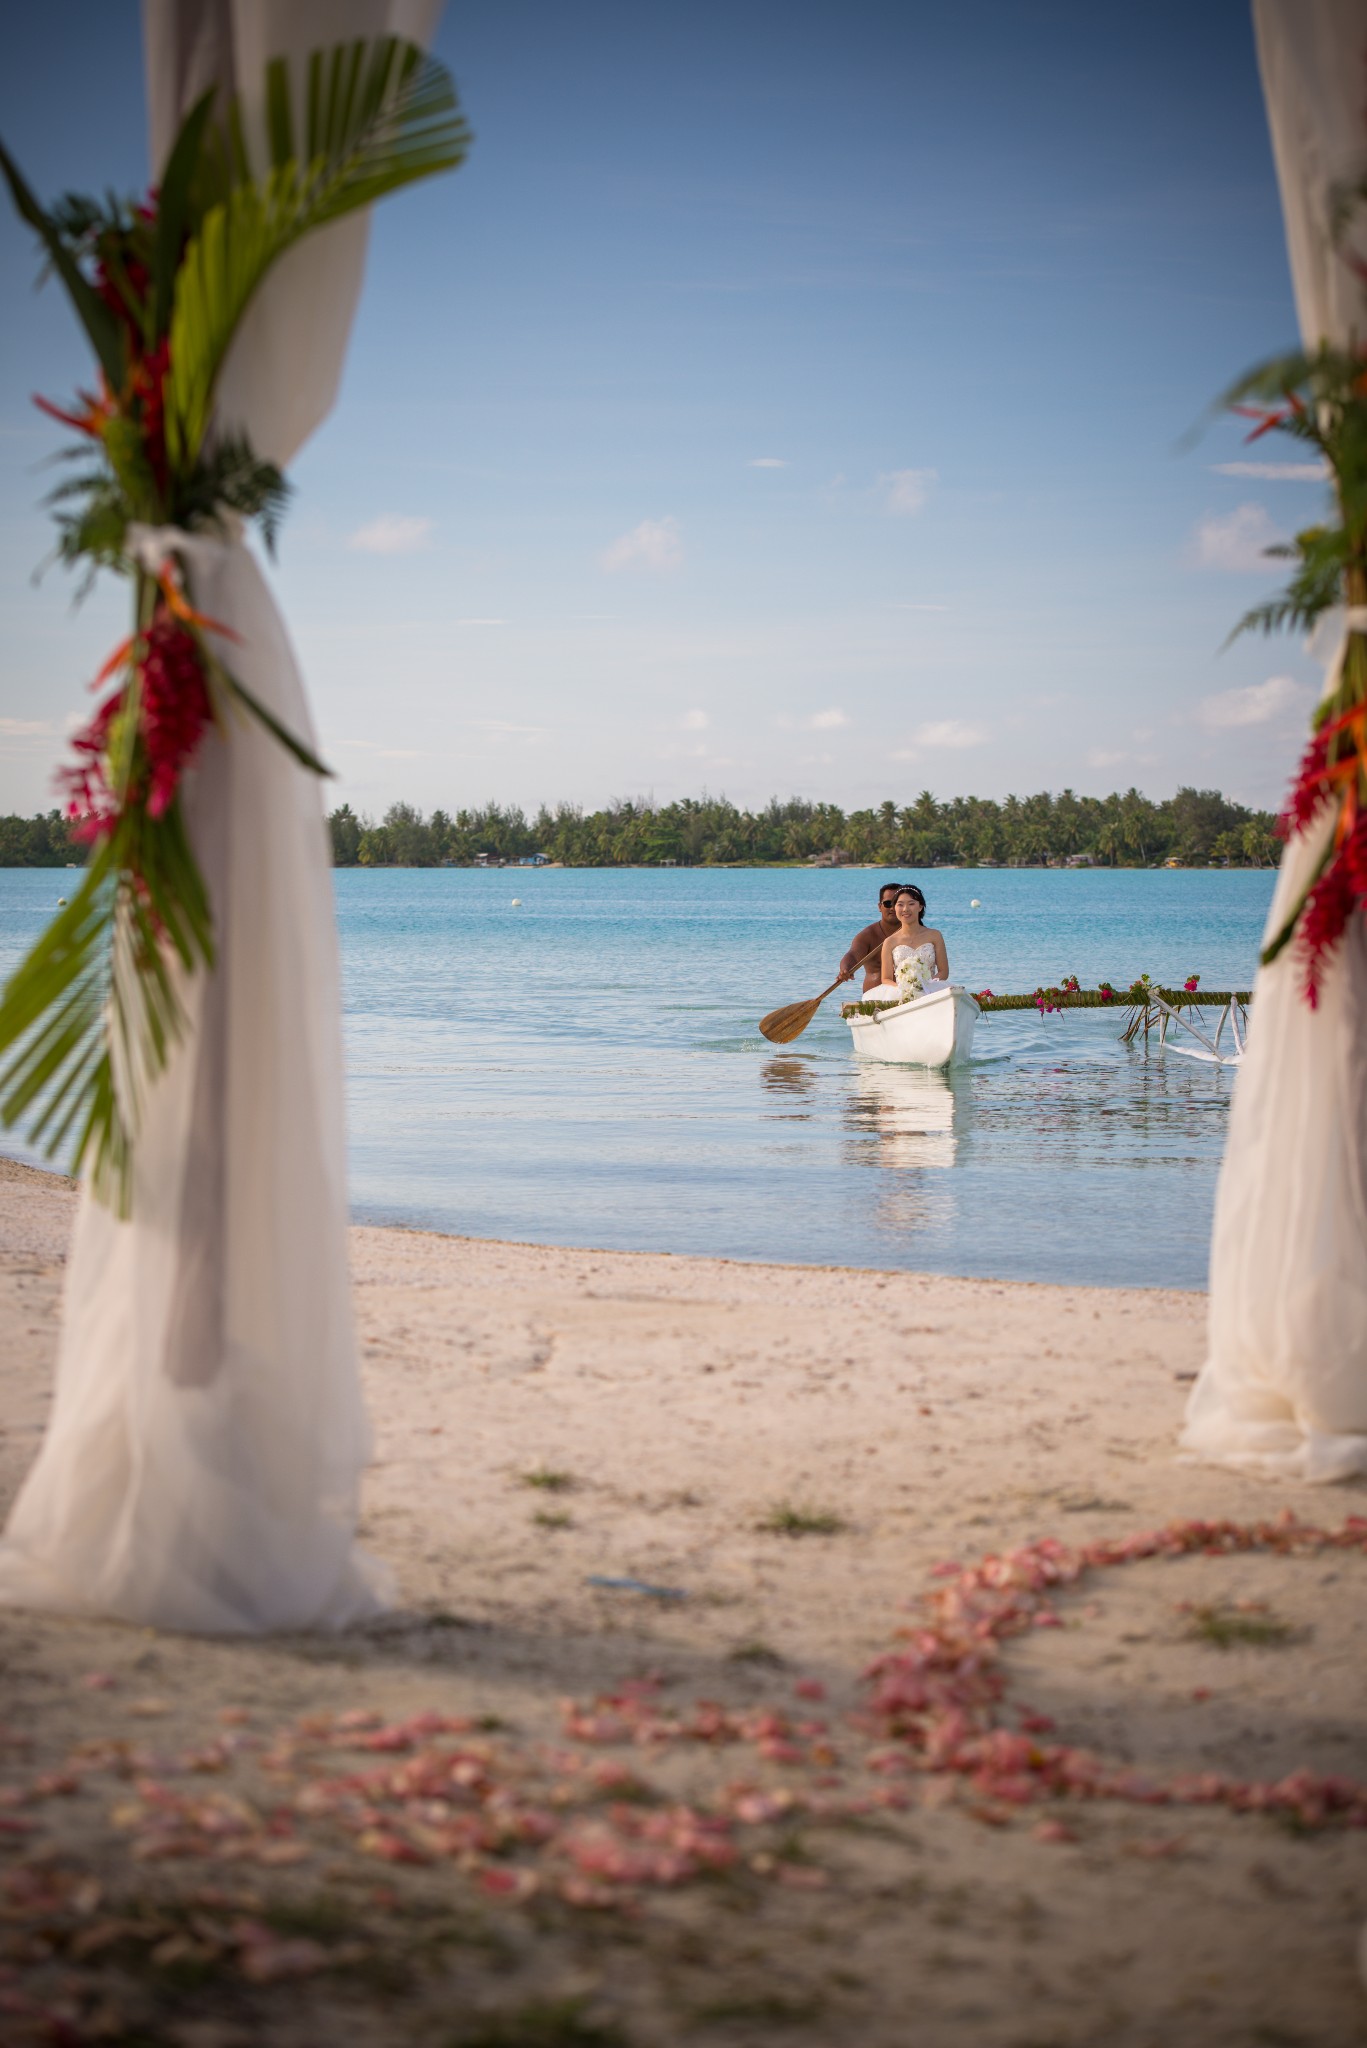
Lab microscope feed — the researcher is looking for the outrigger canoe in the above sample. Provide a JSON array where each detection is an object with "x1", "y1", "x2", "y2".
[{"x1": 842, "y1": 984, "x2": 980, "y2": 1067}]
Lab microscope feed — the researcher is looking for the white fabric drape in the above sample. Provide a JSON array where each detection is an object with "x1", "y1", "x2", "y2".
[
  {"x1": 0, "y1": 0, "x2": 440, "y2": 1629},
  {"x1": 1180, "y1": 0, "x2": 1367, "y2": 1483}
]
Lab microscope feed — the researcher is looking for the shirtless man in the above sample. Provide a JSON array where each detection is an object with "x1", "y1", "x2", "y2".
[{"x1": 837, "y1": 882, "x2": 905, "y2": 994}]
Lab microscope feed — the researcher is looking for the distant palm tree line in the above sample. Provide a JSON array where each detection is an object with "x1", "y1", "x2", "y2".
[
  {"x1": 0, "y1": 786, "x2": 1281, "y2": 871},
  {"x1": 324, "y1": 786, "x2": 1281, "y2": 870}
]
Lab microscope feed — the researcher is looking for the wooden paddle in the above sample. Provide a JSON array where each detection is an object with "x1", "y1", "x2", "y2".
[{"x1": 759, "y1": 941, "x2": 886, "y2": 1045}]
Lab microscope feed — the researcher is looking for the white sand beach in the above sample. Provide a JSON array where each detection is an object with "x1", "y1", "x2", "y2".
[{"x1": 1, "y1": 1153, "x2": 1365, "y2": 2046}]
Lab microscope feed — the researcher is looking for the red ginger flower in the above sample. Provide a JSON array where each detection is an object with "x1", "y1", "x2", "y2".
[
  {"x1": 139, "y1": 612, "x2": 212, "y2": 818},
  {"x1": 1346, "y1": 804, "x2": 1367, "y2": 894},
  {"x1": 1277, "y1": 726, "x2": 1333, "y2": 840},
  {"x1": 58, "y1": 609, "x2": 212, "y2": 841},
  {"x1": 1297, "y1": 804, "x2": 1367, "y2": 1006},
  {"x1": 58, "y1": 692, "x2": 124, "y2": 843},
  {"x1": 1276, "y1": 695, "x2": 1367, "y2": 1002}
]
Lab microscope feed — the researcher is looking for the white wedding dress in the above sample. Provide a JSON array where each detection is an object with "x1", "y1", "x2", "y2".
[{"x1": 868, "y1": 941, "x2": 940, "y2": 1001}]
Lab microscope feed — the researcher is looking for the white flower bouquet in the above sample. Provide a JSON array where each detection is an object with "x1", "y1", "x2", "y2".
[{"x1": 896, "y1": 955, "x2": 929, "y2": 1003}]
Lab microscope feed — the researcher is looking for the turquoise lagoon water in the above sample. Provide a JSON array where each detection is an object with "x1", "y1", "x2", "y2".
[{"x1": 0, "y1": 865, "x2": 1275, "y2": 1289}]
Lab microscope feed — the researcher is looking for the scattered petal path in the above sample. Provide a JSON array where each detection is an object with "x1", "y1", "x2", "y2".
[{"x1": 2, "y1": 1510, "x2": 1364, "y2": 2027}]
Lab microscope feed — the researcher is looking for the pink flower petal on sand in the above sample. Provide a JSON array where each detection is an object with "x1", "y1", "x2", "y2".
[
  {"x1": 1031, "y1": 1819, "x2": 1078, "y2": 1844},
  {"x1": 478, "y1": 1866, "x2": 539, "y2": 1900},
  {"x1": 559, "y1": 1876, "x2": 619, "y2": 1909},
  {"x1": 237, "y1": 1935, "x2": 330, "y2": 1982}
]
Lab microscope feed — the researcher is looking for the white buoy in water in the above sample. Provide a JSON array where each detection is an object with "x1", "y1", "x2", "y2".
[
  {"x1": 57, "y1": 897, "x2": 67, "y2": 906},
  {"x1": 511, "y1": 897, "x2": 522, "y2": 907},
  {"x1": 970, "y1": 898, "x2": 981, "y2": 908}
]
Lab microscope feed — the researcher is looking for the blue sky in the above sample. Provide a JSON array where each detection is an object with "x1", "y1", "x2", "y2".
[{"x1": 0, "y1": 0, "x2": 1331, "y2": 820}]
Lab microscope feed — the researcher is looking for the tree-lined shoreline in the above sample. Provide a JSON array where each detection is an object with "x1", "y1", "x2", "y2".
[
  {"x1": 0, "y1": 785, "x2": 1281, "y2": 870},
  {"x1": 325, "y1": 785, "x2": 1278, "y2": 869}
]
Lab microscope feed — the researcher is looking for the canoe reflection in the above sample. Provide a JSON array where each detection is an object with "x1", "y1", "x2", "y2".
[{"x1": 845, "y1": 1061, "x2": 960, "y2": 1169}]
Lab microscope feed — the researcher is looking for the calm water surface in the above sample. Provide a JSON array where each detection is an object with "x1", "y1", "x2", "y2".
[{"x1": 0, "y1": 865, "x2": 1276, "y2": 1289}]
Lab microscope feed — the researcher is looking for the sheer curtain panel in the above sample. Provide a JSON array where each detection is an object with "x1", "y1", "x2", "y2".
[
  {"x1": 1181, "y1": 0, "x2": 1367, "y2": 1482},
  {"x1": 0, "y1": 0, "x2": 441, "y2": 1629}
]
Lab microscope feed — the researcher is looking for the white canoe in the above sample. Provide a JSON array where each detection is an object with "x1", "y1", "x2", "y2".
[{"x1": 842, "y1": 983, "x2": 980, "y2": 1067}]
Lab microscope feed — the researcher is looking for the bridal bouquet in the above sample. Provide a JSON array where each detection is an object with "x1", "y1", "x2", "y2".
[
  {"x1": 1219, "y1": 170, "x2": 1367, "y2": 1005},
  {"x1": 0, "y1": 40, "x2": 469, "y2": 1206},
  {"x1": 895, "y1": 955, "x2": 929, "y2": 1002}
]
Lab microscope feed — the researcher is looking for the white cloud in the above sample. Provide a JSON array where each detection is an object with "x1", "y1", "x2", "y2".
[
  {"x1": 890, "y1": 601, "x2": 948, "y2": 612},
  {"x1": 808, "y1": 708, "x2": 849, "y2": 730},
  {"x1": 680, "y1": 708, "x2": 710, "y2": 730},
  {"x1": 747, "y1": 457, "x2": 787, "y2": 468},
  {"x1": 1211, "y1": 460, "x2": 1329, "y2": 482},
  {"x1": 601, "y1": 516, "x2": 683, "y2": 573},
  {"x1": 348, "y1": 515, "x2": 433, "y2": 555},
  {"x1": 1087, "y1": 748, "x2": 1127, "y2": 769},
  {"x1": 1190, "y1": 502, "x2": 1284, "y2": 572},
  {"x1": 0, "y1": 718, "x2": 54, "y2": 737},
  {"x1": 1197, "y1": 675, "x2": 1307, "y2": 730},
  {"x1": 912, "y1": 719, "x2": 987, "y2": 749},
  {"x1": 457, "y1": 617, "x2": 506, "y2": 626},
  {"x1": 881, "y1": 467, "x2": 938, "y2": 516}
]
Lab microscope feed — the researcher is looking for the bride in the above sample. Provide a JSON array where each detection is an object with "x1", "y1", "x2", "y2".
[{"x1": 871, "y1": 884, "x2": 949, "y2": 1000}]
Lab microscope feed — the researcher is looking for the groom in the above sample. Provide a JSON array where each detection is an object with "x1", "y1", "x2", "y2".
[{"x1": 837, "y1": 883, "x2": 904, "y2": 993}]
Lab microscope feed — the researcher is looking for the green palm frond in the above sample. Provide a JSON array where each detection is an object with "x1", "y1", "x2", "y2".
[
  {"x1": 291, "y1": 38, "x2": 473, "y2": 224},
  {"x1": 166, "y1": 38, "x2": 469, "y2": 467},
  {"x1": 0, "y1": 805, "x2": 213, "y2": 1214}
]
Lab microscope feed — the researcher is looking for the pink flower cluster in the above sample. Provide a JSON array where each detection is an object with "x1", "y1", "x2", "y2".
[{"x1": 1033, "y1": 975, "x2": 1082, "y2": 1013}]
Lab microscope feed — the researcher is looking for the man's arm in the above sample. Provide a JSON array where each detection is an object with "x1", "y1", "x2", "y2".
[{"x1": 837, "y1": 925, "x2": 875, "y2": 982}]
